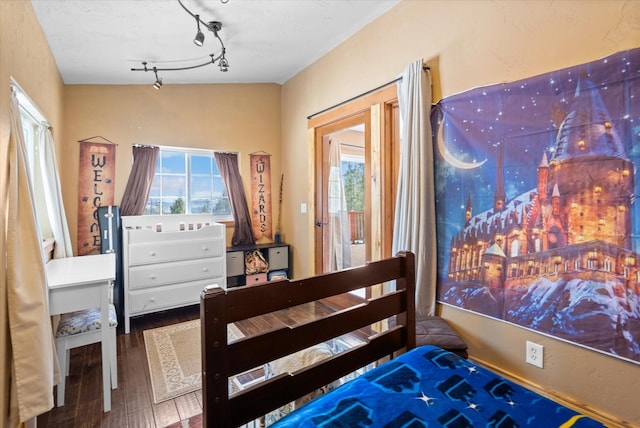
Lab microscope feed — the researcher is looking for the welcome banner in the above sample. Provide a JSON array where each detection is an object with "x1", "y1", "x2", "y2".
[
  {"x1": 250, "y1": 152, "x2": 273, "y2": 241},
  {"x1": 433, "y1": 48, "x2": 640, "y2": 364},
  {"x1": 77, "y1": 141, "x2": 115, "y2": 255}
]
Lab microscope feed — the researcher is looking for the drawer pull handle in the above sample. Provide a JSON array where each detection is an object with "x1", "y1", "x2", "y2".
[
  {"x1": 203, "y1": 267, "x2": 209, "y2": 272},
  {"x1": 202, "y1": 246, "x2": 209, "y2": 251},
  {"x1": 150, "y1": 274, "x2": 156, "y2": 280},
  {"x1": 149, "y1": 251, "x2": 156, "y2": 257}
]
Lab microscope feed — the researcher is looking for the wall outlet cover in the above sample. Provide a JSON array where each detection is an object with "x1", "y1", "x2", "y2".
[{"x1": 526, "y1": 340, "x2": 544, "y2": 368}]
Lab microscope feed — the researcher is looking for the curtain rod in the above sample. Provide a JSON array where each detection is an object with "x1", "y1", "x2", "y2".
[
  {"x1": 330, "y1": 141, "x2": 363, "y2": 149},
  {"x1": 307, "y1": 65, "x2": 430, "y2": 120}
]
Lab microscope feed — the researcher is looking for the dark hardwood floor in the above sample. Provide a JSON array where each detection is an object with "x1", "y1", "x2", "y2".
[{"x1": 37, "y1": 293, "x2": 366, "y2": 428}]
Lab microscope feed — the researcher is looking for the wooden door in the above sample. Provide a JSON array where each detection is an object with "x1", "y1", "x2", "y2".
[{"x1": 314, "y1": 112, "x2": 370, "y2": 275}]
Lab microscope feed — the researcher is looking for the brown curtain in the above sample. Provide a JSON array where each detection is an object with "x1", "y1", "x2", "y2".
[
  {"x1": 120, "y1": 145, "x2": 159, "y2": 216},
  {"x1": 214, "y1": 152, "x2": 255, "y2": 246}
]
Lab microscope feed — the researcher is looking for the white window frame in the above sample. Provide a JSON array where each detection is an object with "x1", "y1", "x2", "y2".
[
  {"x1": 145, "y1": 146, "x2": 234, "y2": 222},
  {"x1": 14, "y1": 85, "x2": 54, "y2": 242}
]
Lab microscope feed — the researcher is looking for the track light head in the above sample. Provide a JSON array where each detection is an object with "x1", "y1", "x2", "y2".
[
  {"x1": 219, "y1": 55, "x2": 229, "y2": 72},
  {"x1": 194, "y1": 30, "x2": 204, "y2": 46},
  {"x1": 193, "y1": 15, "x2": 204, "y2": 46},
  {"x1": 152, "y1": 67, "x2": 163, "y2": 89}
]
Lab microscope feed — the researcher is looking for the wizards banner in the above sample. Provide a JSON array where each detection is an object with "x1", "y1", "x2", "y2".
[{"x1": 433, "y1": 48, "x2": 640, "y2": 364}]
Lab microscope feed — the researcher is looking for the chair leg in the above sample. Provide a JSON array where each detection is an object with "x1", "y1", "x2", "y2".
[
  {"x1": 56, "y1": 344, "x2": 68, "y2": 407},
  {"x1": 110, "y1": 327, "x2": 118, "y2": 389}
]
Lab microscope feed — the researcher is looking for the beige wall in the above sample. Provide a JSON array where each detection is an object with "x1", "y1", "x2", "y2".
[
  {"x1": 2, "y1": 0, "x2": 640, "y2": 424},
  {"x1": 1, "y1": 0, "x2": 65, "y2": 423},
  {"x1": 280, "y1": 0, "x2": 640, "y2": 425},
  {"x1": 61, "y1": 84, "x2": 281, "y2": 248}
]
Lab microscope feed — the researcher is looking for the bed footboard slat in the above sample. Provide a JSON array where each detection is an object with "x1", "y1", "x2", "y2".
[
  {"x1": 228, "y1": 290, "x2": 406, "y2": 375},
  {"x1": 228, "y1": 326, "x2": 407, "y2": 427},
  {"x1": 225, "y1": 255, "x2": 409, "y2": 321}
]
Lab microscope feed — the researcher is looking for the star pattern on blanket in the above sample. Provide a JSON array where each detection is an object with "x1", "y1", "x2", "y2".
[
  {"x1": 466, "y1": 402, "x2": 482, "y2": 412},
  {"x1": 416, "y1": 391, "x2": 437, "y2": 406}
]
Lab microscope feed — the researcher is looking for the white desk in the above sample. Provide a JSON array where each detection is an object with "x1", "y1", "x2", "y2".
[{"x1": 46, "y1": 253, "x2": 116, "y2": 412}]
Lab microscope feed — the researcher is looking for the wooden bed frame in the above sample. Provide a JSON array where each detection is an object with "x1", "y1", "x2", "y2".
[{"x1": 200, "y1": 251, "x2": 416, "y2": 427}]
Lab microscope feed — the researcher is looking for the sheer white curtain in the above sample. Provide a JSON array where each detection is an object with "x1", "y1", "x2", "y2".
[
  {"x1": 392, "y1": 60, "x2": 436, "y2": 316},
  {"x1": 6, "y1": 89, "x2": 59, "y2": 424},
  {"x1": 39, "y1": 128, "x2": 73, "y2": 258},
  {"x1": 327, "y1": 140, "x2": 351, "y2": 271}
]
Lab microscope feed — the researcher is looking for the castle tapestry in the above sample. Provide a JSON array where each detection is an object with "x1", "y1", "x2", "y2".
[{"x1": 433, "y1": 48, "x2": 640, "y2": 364}]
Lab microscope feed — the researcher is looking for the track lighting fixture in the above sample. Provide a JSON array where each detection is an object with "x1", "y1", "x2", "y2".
[
  {"x1": 152, "y1": 67, "x2": 163, "y2": 89},
  {"x1": 130, "y1": 0, "x2": 229, "y2": 87},
  {"x1": 193, "y1": 14, "x2": 205, "y2": 46},
  {"x1": 219, "y1": 49, "x2": 229, "y2": 72}
]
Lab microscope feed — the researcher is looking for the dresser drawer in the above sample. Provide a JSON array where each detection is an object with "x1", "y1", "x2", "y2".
[
  {"x1": 128, "y1": 257, "x2": 224, "y2": 290},
  {"x1": 128, "y1": 238, "x2": 224, "y2": 266},
  {"x1": 268, "y1": 246, "x2": 289, "y2": 270},
  {"x1": 128, "y1": 280, "x2": 218, "y2": 315},
  {"x1": 226, "y1": 251, "x2": 245, "y2": 277}
]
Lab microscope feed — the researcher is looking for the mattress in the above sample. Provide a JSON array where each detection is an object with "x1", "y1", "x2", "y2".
[{"x1": 271, "y1": 345, "x2": 605, "y2": 427}]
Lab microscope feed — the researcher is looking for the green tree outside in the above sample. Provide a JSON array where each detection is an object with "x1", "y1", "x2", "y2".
[
  {"x1": 343, "y1": 162, "x2": 364, "y2": 211},
  {"x1": 169, "y1": 197, "x2": 185, "y2": 214}
]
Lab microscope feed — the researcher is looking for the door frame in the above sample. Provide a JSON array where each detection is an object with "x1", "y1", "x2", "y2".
[
  {"x1": 315, "y1": 111, "x2": 370, "y2": 274},
  {"x1": 308, "y1": 84, "x2": 400, "y2": 275}
]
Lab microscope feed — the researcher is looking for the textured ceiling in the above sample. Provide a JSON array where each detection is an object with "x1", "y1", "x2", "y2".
[{"x1": 30, "y1": 0, "x2": 399, "y2": 86}]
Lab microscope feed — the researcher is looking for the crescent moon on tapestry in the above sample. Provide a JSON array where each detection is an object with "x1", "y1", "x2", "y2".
[{"x1": 436, "y1": 119, "x2": 487, "y2": 169}]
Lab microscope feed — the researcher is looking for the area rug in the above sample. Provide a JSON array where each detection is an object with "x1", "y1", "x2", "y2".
[{"x1": 144, "y1": 319, "x2": 244, "y2": 403}]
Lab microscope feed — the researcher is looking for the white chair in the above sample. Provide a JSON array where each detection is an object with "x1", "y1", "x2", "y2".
[{"x1": 55, "y1": 304, "x2": 118, "y2": 409}]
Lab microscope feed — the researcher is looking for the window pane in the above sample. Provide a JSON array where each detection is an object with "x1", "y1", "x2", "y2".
[
  {"x1": 212, "y1": 176, "x2": 230, "y2": 214},
  {"x1": 161, "y1": 151, "x2": 186, "y2": 173},
  {"x1": 145, "y1": 197, "x2": 161, "y2": 215},
  {"x1": 161, "y1": 175, "x2": 186, "y2": 196},
  {"x1": 162, "y1": 196, "x2": 186, "y2": 214},
  {"x1": 190, "y1": 176, "x2": 213, "y2": 213},
  {"x1": 145, "y1": 147, "x2": 232, "y2": 219},
  {"x1": 190, "y1": 155, "x2": 212, "y2": 174},
  {"x1": 148, "y1": 176, "x2": 161, "y2": 197},
  {"x1": 212, "y1": 194, "x2": 231, "y2": 215}
]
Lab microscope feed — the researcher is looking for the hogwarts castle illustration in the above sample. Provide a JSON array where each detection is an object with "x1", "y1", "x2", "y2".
[{"x1": 440, "y1": 76, "x2": 640, "y2": 362}]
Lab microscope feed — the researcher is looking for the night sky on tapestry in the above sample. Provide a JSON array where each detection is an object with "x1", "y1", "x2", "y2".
[{"x1": 432, "y1": 48, "x2": 640, "y2": 364}]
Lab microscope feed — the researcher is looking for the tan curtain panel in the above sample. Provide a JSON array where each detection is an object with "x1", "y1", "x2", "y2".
[{"x1": 5, "y1": 89, "x2": 59, "y2": 425}]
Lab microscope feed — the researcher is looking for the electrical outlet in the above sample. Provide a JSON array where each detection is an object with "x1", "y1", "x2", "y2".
[{"x1": 526, "y1": 341, "x2": 544, "y2": 368}]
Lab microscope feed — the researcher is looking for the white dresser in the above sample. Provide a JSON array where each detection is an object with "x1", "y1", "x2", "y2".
[{"x1": 122, "y1": 214, "x2": 226, "y2": 333}]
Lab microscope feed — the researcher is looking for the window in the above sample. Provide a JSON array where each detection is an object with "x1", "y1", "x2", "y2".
[
  {"x1": 145, "y1": 147, "x2": 232, "y2": 221},
  {"x1": 342, "y1": 159, "x2": 365, "y2": 212},
  {"x1": 15, "y1": 87, "x2": 54, "y2": 241}
]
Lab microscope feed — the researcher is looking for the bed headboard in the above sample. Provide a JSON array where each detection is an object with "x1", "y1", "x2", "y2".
[{"x1": 200, "y1": 251, "x2": 416, "y2": 427}]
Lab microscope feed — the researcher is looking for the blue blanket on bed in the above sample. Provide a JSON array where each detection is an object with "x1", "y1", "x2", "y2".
[{"x1": 271, "y1": 345, "x2": 605, "y2": 427}]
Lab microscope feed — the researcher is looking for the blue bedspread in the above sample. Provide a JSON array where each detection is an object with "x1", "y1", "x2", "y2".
[{"x1": 271, "y1": 345, "x2": 605, "y2": 427}]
